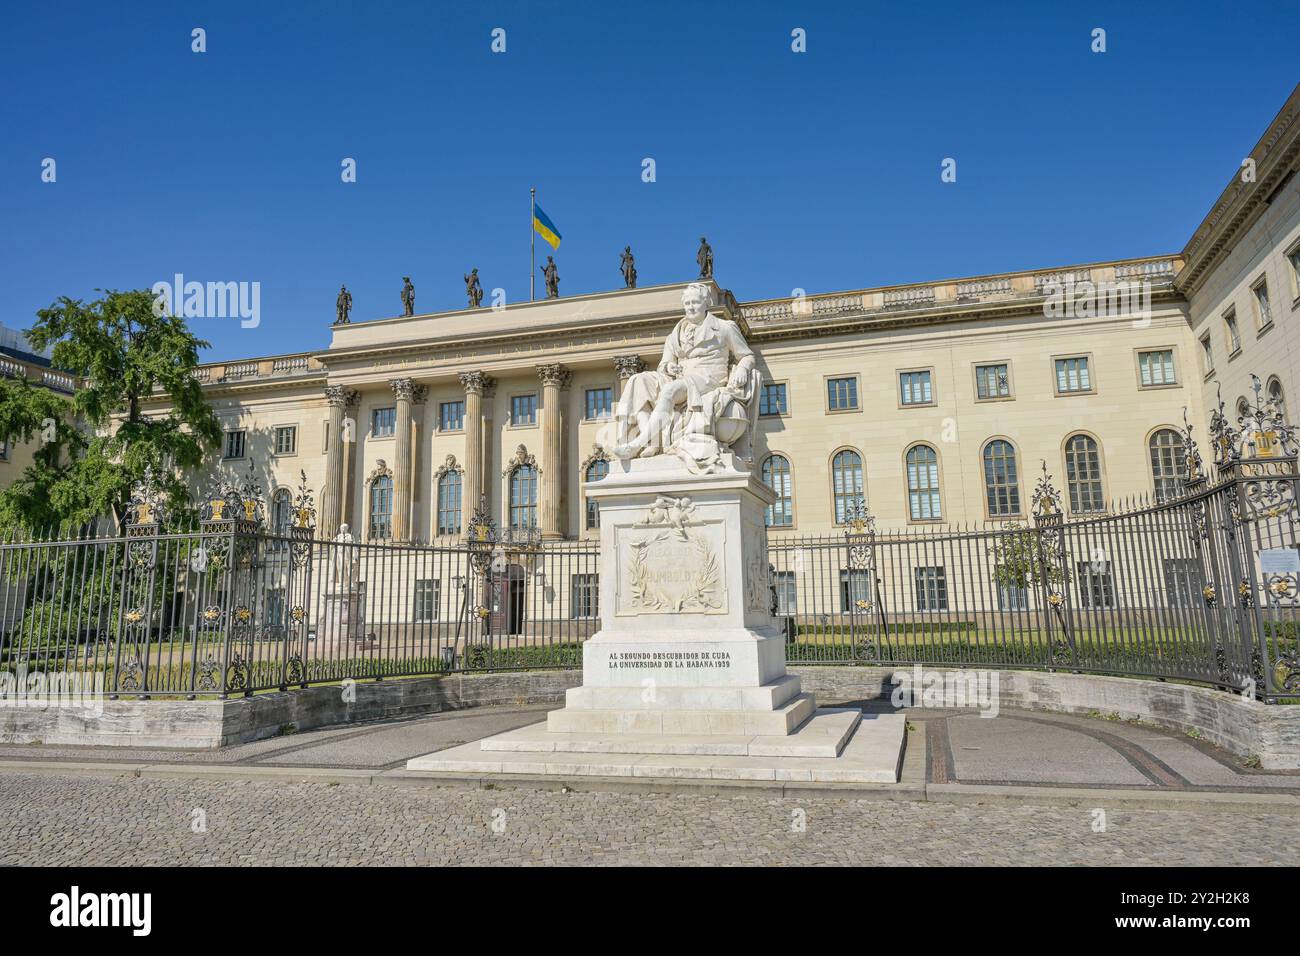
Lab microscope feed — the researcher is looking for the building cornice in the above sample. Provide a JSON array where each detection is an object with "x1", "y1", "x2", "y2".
[
  {"x1": 1176, "y1": 83, "x2": 1300, "y2": 297},
  {"x1": 179, "y1": 255, "x2": 1189, "y2": 388}
]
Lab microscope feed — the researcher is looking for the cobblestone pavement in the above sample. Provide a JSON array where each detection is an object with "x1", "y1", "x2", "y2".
[{"x1": 2, "y1": 770, "x2": 1296, "y2": 866}]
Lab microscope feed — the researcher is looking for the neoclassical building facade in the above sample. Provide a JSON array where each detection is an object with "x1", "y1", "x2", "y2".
[{"x1": 126, "y1": 85, "x2": 1299, "y2": 544}]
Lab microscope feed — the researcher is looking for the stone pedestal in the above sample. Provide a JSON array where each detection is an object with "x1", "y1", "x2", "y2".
[
  {"x1": 317, "y1": 590, "x2": 366, "y2": 652},
  {"x1": 409, "y1": 456, "x2": 906, "y2": 783}
]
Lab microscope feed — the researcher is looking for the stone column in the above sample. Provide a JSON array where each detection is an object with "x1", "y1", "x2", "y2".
[
  {"x1": 321, "y1": 385, "x2": 357, "y2": 538},
  {"x1": 537, "y1": 364, "x2": 572, "y2": 540},
  {"x1": 389, "y1": 378, "x2": 423, "y2": 542},
  {"x1": 613, "y1": 354, "x2": 645, "y2": 401},
  {"x1": 458, "y1": 371, "x2": 495, "y2": 533}
]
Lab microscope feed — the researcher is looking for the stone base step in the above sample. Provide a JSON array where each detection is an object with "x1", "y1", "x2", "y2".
[
  {"x1": 563, "y1": 674, "x2": 802, "y2": 712},
  {"x1": 485, "y1": 707, "x2": 860, "y2": 759},
  {"x1": 405, "y1": 711, "x2": 906, "y2": 783},
  {"x1": 546, "y1": 693, "x2": 816, "y2": 737}
]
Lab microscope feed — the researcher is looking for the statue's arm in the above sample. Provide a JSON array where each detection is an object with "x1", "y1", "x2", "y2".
[
  {"x1": 656, "y1": 330, "x2": 680, "y2": 375},
  {"x1": 726, "y1": 323, "x2": 756, "y2": 388}
]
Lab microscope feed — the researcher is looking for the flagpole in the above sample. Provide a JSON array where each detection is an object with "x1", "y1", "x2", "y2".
[{"x1": 530, "y1": 187, "x2": 536, "y2": 302}]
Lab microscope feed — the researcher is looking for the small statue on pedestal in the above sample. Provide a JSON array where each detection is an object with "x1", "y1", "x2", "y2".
[
  {"x1": 696, "y1": 237, "x2": 713, "y2": 280},
  {"x1": 335, "y1": 284, "x2": 352, "y2": 325},
  {"x1": 464, "y1": 268, "x2": 484, "y2": 308},
  {"x1": 620, "y1": 246, "x2": 637, "y2": 288},
  {"x1": 541, "y1": 256, "x2": 560, "y2": 299},
  {"x1": 400, "y1": 277, "x2": 415, "y2": 316}
]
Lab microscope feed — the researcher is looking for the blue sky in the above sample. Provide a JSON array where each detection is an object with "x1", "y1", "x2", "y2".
[{"x1": 1, "y1": 1, "x2": 1295, "y2": 361}]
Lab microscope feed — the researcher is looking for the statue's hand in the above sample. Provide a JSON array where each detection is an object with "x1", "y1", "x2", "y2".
[{"x1": 665, "y1": 362, "x2": 683, "y2": 379}]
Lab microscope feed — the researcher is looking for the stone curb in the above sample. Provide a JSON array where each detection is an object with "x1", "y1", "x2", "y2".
[{"x1": 2, "y1": 757, "x2": 1297, "y2": 813}]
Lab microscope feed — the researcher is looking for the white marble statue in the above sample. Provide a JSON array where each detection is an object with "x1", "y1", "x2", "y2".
[
  {"x1": 332, "y1": 523, "x2": 357, "y2": 590},
  {"x1": 610, "y1": 282, "x2": 760, "y2": 472}
]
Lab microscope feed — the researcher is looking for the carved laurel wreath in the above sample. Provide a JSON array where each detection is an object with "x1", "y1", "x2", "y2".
[{"x1": 628, "y1": 533, "x2": 720, "y2": 612}]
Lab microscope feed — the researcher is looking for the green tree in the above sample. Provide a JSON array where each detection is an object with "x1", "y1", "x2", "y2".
[
  {"x1": 5, "y1": 289, "x2": 222, "y2": 531},
  {"x1": 0, "y1": 375, "x2": 85, "y2": 531}
]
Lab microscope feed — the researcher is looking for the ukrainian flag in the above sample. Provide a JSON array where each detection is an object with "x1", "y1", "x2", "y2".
[{"x1": 533, "y1": 204, "x2": 562, "y2": 250}]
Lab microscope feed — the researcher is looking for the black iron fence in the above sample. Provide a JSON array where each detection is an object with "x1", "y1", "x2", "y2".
[
  {"x1": 0, "y1": 474, "x2": 599, "y2": 698},
  {"x1": 2, "y1": 379, "x2": 1298, "y2": 701}
]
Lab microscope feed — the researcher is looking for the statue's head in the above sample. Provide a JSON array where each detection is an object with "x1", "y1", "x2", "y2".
[
  {"x1": 682, "y1": 282, "x2": 713, "y2": 320},
  {"x1": 339, "y1": 523, "x2": 349, "y2": 534}
]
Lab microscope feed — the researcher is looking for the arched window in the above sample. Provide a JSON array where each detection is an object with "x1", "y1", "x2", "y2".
[
  {"x1": 1148, "y1": 428, "x2": 1186, "y2": 502},
  {"x1": 1064, "y1": 434, "x2": 1105, "y2": 513},
  {"x1": 510, "y1": 464, "x2": 537, "y2": 531},
  {"x1": 982, "y1": 440, "x2": 1020, "y2": 516},
  {"x1": 436, "y1": 470, "x2": 462, "y2": 536},
  {"x1": 761, "y1": 455, "x2": 794, "y2": 527},
  {"x1": 584, "y1": 459, "x2": 609, "y2": 530},
  {"x1": 831, "y1": 449, "x2": 864, "y2": 524},
  {"x1": 271, "y1": 489, "x2": 292, "y2": 550},
  {"x1": 1268, "y1": 376, "x2": 1287, "y2": 419},
  {"x1": 369, "y1": 475, "x2": 393, "y2": 539},
  {"x1": 905, "y1": 445, "x2": 941, "y2": 520}
]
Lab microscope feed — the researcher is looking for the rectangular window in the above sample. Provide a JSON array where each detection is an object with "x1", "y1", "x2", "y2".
[
  {"x1": 1200, "y1": 334, "x2": 1214, "y2": 373},
  {"x1": 759, "y1": 382, "x2": 788, "y2": 417},
  {"x1": 266, "y1": 588, "x2": 286, "y2": 629},
  {"x1": 273, "y1": 425, "x2": 297, "y2": 455},
  {"x1": 1054, "y1": 356, "x2": 1091, "y2": 394},
  {"x1": 510, "y1": 394, "x2": 537, "y2": 426},
  {"x1": 1253, "y1": 279, "x2": 1273, "y2": 329},
  {"x1": 439, "y1": 401, "x2": 464, "y2": 431},
  {"x1": 975, "y1": 363, "x2": 1011, "y2": 400},
  {"x1": 223, "y1": 429, "x2": 246, "y2": 460},
  {"x1": 899, "y1": 370, "x2": 933, "y2": 406},
  {"x1": 414, "y1": 579, "x2": 440, "y2": 623},
  {"x1": 914, "y1": 567, "x2": 948, "y2": 611},
  {"x1": 839, "y1": 569, "x2": 872, "y2": 613},
  {"x1": 584, "y1": 387, "x2": 612, "y2": 421},
  {"x1": 1162, "y1": 558, "x2": 1199, "y2": 609},
  {"x1": 1076, "y1": 561, "x2": 1116, "y2": 609},
  {"x1": 826, "y1": 376, "x2": 858, "y2": 411},
  {"x1": 570, "y1": 574, "x2": 599, "y2": 619},
  {"x1": 996, "y1": 580, "x2": 1028, "y2": 611},
  {"x1": 371, "y1": 407, "x2": 396, "y2": 438},
  {"x1": 1224, "y1": 309, "x2": 1241, "y2": 354},
  {"x1": 772, "y1": 571, "x2": 798, "y2": 616},
  {"x1": 1138, "y1": 349, "x2": 1176, "y2": 387}
]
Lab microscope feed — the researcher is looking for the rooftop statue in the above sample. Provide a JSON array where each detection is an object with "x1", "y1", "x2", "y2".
[
  {"x1": 335, "y1": 284, "x2": 352, "y2": 325},
  {"x1": 620, "y1": 246, "x2": 637, "y2": 288},
  {"x1": 464, "y1": 268, "x2": 483, "y2": 308},
  {"x1": 607, "y1": 282, "x2": 759, "y2": 474},
  {"x1": 400, "y1": 276, "x2": 415, "y2": 316}
]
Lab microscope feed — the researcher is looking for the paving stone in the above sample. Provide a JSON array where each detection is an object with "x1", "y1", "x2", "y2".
[{"x1": 1, "y1": 769, "x2": 1297, "y2": 866}]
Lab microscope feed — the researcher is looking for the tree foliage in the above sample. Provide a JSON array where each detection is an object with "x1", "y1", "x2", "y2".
[{"x1": 1, "y1": 289, "x2": 222, "y2": 531}]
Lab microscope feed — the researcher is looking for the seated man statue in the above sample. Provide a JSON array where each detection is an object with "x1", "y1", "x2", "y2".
[{"x1": 610, "y1": 282, "x2": 761, "y2": 473}]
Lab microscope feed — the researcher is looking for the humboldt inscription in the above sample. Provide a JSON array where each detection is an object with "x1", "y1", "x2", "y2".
[{"x1": 620, "y1": 496, "x2": 724, "y2": 614}]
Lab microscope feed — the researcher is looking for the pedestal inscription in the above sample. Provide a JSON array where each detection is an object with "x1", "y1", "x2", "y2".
[{"x1": 616, "y1": 496, "x2": 727, "y2": 616}]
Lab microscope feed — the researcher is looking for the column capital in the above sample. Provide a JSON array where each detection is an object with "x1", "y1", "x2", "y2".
[
  {"x1": 459, "y1": 370, "x2": 497, "y2": 395},
  {"x1": 325, "y1": 385, "x2": 360, "y2": 407},
  {"x1": 613, "y1": 355, "x2": 646, "y2": 380},
  {"x1": 537, "y1": 363, "x2": 572, "y2": 389},
  {"x1": 389, "y1": 377, "x2": 423, "y2": 402}
]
